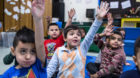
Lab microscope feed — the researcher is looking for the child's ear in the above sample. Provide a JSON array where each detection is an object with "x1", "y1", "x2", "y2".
[
  {"x1": 133, "y1": 56, "x2": 138, "y2": 66},
  {"x1": 11, "y1": 47, "x2": 15, "y2": 56}
]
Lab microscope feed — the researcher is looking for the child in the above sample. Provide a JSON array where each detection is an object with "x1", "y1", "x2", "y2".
[
  {"x1": 2, "y1": 27, "x2": 47, "y2": 78},
  {"x1": 80, "y1": 27, "x2": 86, "y2": 39},
  {"x1": 44, "y1": 8, "x2": 76, "y2": 64},
  {"x1": 87, "y1": 29, "x2": 126, "y2": 78},
  {"x1": 95, "y1": 13, "x2": 114, "y2": 63},
  {"x1": 120, "y1": 37, "x2": 140, "y2": 78},
  {"x1": 47, "y1": 2, "x2": 109, "y2": 78}
]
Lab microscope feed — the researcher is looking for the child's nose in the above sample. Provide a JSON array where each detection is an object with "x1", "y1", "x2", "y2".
[{"x1": 25, "y1": 54, "x2": 31, "y2": 60}]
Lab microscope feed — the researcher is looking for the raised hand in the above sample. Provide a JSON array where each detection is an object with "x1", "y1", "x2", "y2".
[
  {"x1": 107, "y1": 13, "x2": 113, "y2": 26},
  {"x1": 104, "y1": 25, "x2": 114, "y2": 36},
  {"x1": 68, "y1": 8, "x2": 76, "y2": 19},
  {"x1": 31, "y1": 0, "x2": 45, "y2": 19},
  {"x1": 46, "y1": 16, "x2": 51, "y2": 23},
  {"x1": 96, "y1": 1, "x2": 109, "y2": 20}
]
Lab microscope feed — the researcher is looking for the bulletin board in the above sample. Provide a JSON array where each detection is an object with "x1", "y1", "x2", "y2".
[{"x1": 99, "y1": 0, "x2": 140, "y2": 18}]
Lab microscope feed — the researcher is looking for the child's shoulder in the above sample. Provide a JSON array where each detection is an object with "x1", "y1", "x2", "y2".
[{"x1": 2, "y1": 66, "x2": 17, "y2": 77}]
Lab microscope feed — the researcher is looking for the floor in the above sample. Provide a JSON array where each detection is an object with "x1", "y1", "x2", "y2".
[{"x1": 0, "y1": 47, "x2": 133, "y2": 75}]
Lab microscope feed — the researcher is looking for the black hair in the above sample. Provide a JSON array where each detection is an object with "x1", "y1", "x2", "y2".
[
  {"x1": 109, "y1": 30, "x2": 123, "y2": 40},
  {"x1": 48, "y1": 23, "x2": 59, "y2": 30},
  {"x1": 134, "y1": 37, "x2": 140, "y2": 56},
  {"x1": 115, "y1": 28, "x2": 125, "y2": 39},
  {"x1": 116, "y1": 28, "x2": 125, "y2": 32},
  {"x1": 63, "y1": 25, "x2": 81, "y2": 38},
  {"x1": 13, "y1": 26, "x2": 35, "y2": 48}
]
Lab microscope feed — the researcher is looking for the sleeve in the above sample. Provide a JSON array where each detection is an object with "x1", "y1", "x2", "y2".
[
  {"x1": 96, "y1": 54, "x2": 123, "y2": 77},
  {"x1": 36, "y1": 58, "x2": 47, "y2": 70},
  {"x1": 57, "y1": 34, "x2": 64, "y2": 44},
  {"x1": 80, "y1": 18, "x2": 103, "y2": 57},
  {"x1": 47, "y1": 49, "x2": 59, "y2": 78},
  {"x1": 2, "y1": 66, "x2": 14, "y2": 78}
]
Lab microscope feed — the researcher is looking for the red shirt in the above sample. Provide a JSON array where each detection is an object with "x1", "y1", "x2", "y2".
[{"x1": 44, "y1": 34, "x2": 64, "y2": 59}]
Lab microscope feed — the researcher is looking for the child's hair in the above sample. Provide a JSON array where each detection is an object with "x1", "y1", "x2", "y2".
[
  {"x1": 13, "y1": 26, "x2": 35, "y2": 48},
  {"x1": 63, "y1": 25, "x2": 82, "y2": 38},
  {"x1": 109, "y1": 30, "x2": 123, "y2": 40},
  {"x1": 115, "y1": 28, "x2": 125, "y2": 32},
  {"x1": 48, "y1": 23, "x2": 59, "y2": 29},
  {"x1": 134, "y1": 37, "x2": 140, "y2": 56}
]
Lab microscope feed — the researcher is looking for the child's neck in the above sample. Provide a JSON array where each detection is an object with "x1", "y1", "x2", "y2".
[{"x1": 66, "y1": 44, "x2": 76, "y2": 50}]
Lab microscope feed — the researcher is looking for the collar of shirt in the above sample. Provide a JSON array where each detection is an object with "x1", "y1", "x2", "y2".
[{"x1": 61, "y1": 44, "x2": 78, "y2": 53}]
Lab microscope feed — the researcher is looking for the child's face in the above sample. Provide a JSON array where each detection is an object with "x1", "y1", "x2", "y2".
[
  {"x1": 109, "y1": 34, "x2": 123, "y2": 49},
  {"x1": 11, "y1": 41, "x2": 36, "y2": 68},
  {"x1": 80, "y1": 29, "x2": 86, "y2": 38},
  {"x1": 133, "y1": 48, "x2": 140, "y2": 70},
  {"x1": 64, "y1": 30, "x2": 81, "y2": 49},
  {"x1": 48, "y1": 25, "x2": 60, "y2": 39}
]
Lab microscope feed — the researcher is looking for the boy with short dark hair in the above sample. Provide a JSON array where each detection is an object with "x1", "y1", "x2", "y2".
[
  {"x1": 47, "y1": 2, "x2": 109, "y2": 78},
  {"x1": 87, "y1": 29, "x2": 126, "y2": 78},
  {"x1": 2, "y1": 27, "x2": 47, "y2": 78},
  {"x1": 120, "y1": 37, "x2": 140, "y2": 78},
  {"x1": 44, "y1": 8, "x2": 76, "y2": 63}
]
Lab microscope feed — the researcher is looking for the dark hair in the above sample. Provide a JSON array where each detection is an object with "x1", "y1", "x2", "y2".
[
  {"x1": 13, "y1": 26, "x2": 35, "y2": 48},
  {"x1": 48, "y1": 23, "x2": 59, "y2": 30},
  {"x1": 134, "y1": 37, "x2": 140, "y2": 56},
  {"x1": 115, "y1": 28, "x2": 125, "y2": 32},
  {"x1": 115, "y1": 28, "x2": 125, "y2": 38},
  {"x1": 63, "y1": 25, "x2": 81, "y2": 38},
  {"x1": 109, "y1": 30, "x2": 123, "y2": 40}
]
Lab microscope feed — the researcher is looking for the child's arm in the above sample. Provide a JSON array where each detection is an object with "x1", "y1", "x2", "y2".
[
  {"x1": 32, "y1": 0, "x2": 46, "y2": 66},
  {"x1": 64, "y1": 8, "x2": 75, "y2": 28},
  {"x1": 47, "y1": 49, "x2": 59, "y2": 78},
  {"x1": 80, "y1": 1, "x2": 109, "y2": 57}
]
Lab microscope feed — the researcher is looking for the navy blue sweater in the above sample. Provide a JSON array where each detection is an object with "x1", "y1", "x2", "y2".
[{"x1": 120, "y1": 69, "x2": 140, "y2": 78}]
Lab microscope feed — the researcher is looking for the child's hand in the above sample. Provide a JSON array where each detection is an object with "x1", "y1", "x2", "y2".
[
  {"x1": 96, "y1": 1, "x2": 109, "y2": 20},
  {"x1": 68, "y1": 8, "x2": 75, "y2": 19},
  {"x1": 46, "y1": 16, "x2": 51, "y2": 23},
  {"x1": 107, "y1": 13, "x2": 113, "y2": 26},
  {"x1": 125, "y1": 62, "x2": 131, "y2": 66},
  {"x1": 31, "y1": 0, "x2": 45, "y2": 20},
  {"x1": 104, "y1": 25, "x2": 114, "y2": 36}
]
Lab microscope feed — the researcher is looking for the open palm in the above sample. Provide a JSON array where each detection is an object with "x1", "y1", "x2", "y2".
[
  {"x1": 68, "y1": 8, "x2": 76, "y2": 19},
  {"x1": 31, "y1": 0, "x2": 45, "y2": 19},
  {"x1": 97, "y1": 2, "x2": 109, "y2": 18}
]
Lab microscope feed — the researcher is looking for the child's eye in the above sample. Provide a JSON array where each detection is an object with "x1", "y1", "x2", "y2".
[
  {"x1": 20, "y1": 49, "x2": 26, "y2": 54},
  {"x1": 30, "y1": 49, "x2": 36, "y2": 55},
  {"x1": 55, "y1": 29, "x2": 58, "y2": 31},
  {"x1": 77, "y1": 33, "x2": 81, "y2": 36},
  {"x1": 111, "y1": 37, "x2": 115, "y2": 40},
  {"x1": 118, "y1": 38, "x2": 122, "y2": 41}
]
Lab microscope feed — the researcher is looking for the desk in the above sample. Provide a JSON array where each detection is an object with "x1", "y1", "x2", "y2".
[{"x1": 121, "y1": 18, "x2": 140, "y2": 27}]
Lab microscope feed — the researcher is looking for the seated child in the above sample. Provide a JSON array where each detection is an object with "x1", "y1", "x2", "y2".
[
  {"x1": 120, "y1": 37, "x2": 140, "y2": 78},
  {"x1": 2, "y1": 27, "x2": 47, "y2": 78},
  {"x1": 47, "y1": 2, "x2": 109, "y2": 78},
  {"x1": 86, "y1": 29, "x2": 126, "y2": 78},
  {"x1": 44, "y1": 8, "x2": 76, "y2": 64}
]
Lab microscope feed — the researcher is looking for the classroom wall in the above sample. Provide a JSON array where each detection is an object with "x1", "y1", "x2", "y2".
[{"x1": 64, "y1": 0, "x2": 98, "y2": 22}]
